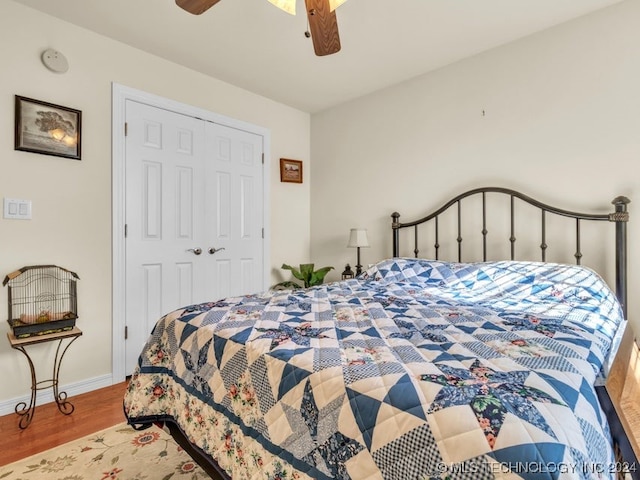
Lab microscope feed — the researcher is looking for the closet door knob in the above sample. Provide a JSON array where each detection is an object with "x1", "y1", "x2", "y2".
[
  {"x1": 187, "y1": 248, "x2": 202, "y2": 255},
  {"x1": 208, "y1": 247, "x2": 225, "y2": 255}
]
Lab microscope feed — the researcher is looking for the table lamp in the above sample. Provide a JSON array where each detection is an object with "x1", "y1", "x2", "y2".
[{"x1": 347, "y1": 228, "x2": 370, "y2": 276}]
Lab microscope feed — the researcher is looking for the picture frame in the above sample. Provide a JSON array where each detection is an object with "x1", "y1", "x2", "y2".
[
  {"x1": 280, "y1": 158, "x2": 303, "y2": 183},
  {"x1": 15, "y1": 95, "x2": 82, "y2": 160}
]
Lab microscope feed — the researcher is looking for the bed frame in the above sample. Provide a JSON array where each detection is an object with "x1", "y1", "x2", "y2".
[
  {"x1": 391, "y1": 186, "x2": 637, "y2": 477},
  {"x1": 391, "y1": 187, "x2": 630, "y2": 317},
  {"x1": 167, "y1": 186, "x2": 636, "y2": 479}
]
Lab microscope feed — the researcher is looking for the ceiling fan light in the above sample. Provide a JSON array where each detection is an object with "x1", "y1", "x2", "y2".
[
  {"x1": 268, "y1": 0, "x2": 296, "y2": 15},
  {"x1": 329, "y1": 0, "x2": 348, "y2": 11}
]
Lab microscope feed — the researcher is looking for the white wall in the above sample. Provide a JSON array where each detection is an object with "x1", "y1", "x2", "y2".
[
  {"x1": 311, "y1": 0, "x2": 640, "y2": 335},
  {"x1": 0, "y1": 2, "x2": 311, "y2": 407}
]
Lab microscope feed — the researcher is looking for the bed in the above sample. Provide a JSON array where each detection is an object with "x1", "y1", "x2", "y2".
[{"x1": 124, "y1": 187, "x2": 636, "y2": 479}]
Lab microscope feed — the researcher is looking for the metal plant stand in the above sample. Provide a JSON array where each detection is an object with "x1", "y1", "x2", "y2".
[{"x1": 7, "y1": 327, "x2": 82, "y2": 429}]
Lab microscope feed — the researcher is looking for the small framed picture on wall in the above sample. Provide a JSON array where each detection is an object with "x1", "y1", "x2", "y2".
[
  {"x1": 280, "y1": 158, "x2": 303, "y2": 183},
  {"x1": 15, "y1": 95, "x2": 82, "y2": 160}
]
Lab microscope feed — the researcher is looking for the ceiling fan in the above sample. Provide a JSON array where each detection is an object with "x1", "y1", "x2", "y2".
[{"x1": 175, "y1": 0, "x2": 347, "y2": 56}]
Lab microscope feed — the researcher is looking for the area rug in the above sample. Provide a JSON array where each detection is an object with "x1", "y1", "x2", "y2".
[{"x1": 0, "y1": 422, "x2": 209, "y2": 480}]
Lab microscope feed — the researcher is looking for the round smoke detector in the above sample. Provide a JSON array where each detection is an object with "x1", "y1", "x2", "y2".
[{"x1": 41, "y1": 49, "x2": 69, "y2": 73}]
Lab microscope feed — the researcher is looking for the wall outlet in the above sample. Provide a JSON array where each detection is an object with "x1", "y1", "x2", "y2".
[{"x1": 4, "y1": 198, "x2": 32, "y2": 220}]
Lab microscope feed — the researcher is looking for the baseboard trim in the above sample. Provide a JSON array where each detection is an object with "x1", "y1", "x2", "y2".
[{"x1": 0, "y1": 374, "x2": 114, "y2": 417}]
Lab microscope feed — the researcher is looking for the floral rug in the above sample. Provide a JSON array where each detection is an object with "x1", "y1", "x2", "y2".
[{"x1": 0, "y1": 422, "x2": 209, "y2": 480}]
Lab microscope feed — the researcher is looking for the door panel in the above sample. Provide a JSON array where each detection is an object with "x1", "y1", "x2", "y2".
[
  {"x1": 205, "y1": 122, "x2": 264, "y2": 300},
  {"x1": 177, "y1": 167, "x2": 195, "y2": 238},
  {"x1": 125, "y1": 100, "x2": 206, "y2": 372},
  {"x1": 216, "y1": 172, "x2": 231, "y2": 239},
  {"x1": 142, "y1": 161, "x2": 163, "y2": 239}
]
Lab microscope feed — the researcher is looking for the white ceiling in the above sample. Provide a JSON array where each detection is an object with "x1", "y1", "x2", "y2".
[{"x1": 13, "y1": 0, "x2": 623, "y2": 113}]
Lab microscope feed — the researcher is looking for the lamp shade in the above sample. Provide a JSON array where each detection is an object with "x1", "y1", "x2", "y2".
[
  {"x1": 329, "y1": 0, "x2": 348, "y2": 11},
  {"x1": 268, "y1": 0, "x2": 348, "y2": 15},
  {"x1": 268, "y1": 0, "x2": 296, "y2": 14},
  {"x1": 347, "y1": 228, "x2": 370, "y2": 248}
]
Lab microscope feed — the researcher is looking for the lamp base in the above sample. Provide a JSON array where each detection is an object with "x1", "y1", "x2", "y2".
[{"x1": 355, "y1": 246, "x2": 363, "y2": 276}]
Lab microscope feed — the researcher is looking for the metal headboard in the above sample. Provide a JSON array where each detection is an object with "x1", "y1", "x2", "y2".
[{"x1": 391, "y1": 187, "x2": 630, "y2": 317}]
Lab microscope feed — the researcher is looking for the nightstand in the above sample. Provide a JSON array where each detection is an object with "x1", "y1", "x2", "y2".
[{"x1": 7, "y1": 327, "x2": 82, "y2": 429}]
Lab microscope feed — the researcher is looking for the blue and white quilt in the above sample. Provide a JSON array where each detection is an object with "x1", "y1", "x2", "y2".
[{"x1": 124, "y1": 258, "x2": 624, "y2": 480}]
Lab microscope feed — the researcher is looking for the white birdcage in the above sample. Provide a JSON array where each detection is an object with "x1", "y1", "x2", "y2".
[{"x1": 3, "y1": 265, "x2": 79, "y2": 338}]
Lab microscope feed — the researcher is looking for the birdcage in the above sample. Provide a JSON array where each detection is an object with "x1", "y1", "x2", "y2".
[{"x1": 3, "y1": 265, "x2": 79, "y2": 338}]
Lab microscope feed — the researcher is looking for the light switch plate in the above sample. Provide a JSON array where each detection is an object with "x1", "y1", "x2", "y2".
[{"x1": 3, "y1": 198, "x2": 32, "y2": 220}]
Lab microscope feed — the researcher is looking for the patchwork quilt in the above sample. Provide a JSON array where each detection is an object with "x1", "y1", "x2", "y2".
[{"x1": 124, "y1": 258, "x2": 624, "y2": 480}]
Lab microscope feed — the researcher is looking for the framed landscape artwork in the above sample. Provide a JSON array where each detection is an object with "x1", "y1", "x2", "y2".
[
  {"x1": 15, "y1": 95, "x2": 82, "y2": 160},
  {"x1": 280, "y1": 158, "x2": 303, "y2": 183}
]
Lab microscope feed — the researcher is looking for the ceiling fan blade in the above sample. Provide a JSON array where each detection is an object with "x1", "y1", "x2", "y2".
[
  {"x1": 175, "y1": 0, "x2": 221, "y2": 15},
  {"x1": 305, "y1": 0, "x2": 341, "y2": 56}
]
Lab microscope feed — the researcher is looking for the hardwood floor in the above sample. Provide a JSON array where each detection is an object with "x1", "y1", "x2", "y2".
[{"x1": 0, "y1": 381, "x2": 129, "y2": 466}]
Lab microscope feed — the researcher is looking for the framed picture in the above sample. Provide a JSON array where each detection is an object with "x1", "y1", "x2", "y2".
[
  {"x1": 280, "y1": 158, "x2": 303, "y2": 183},
  {"x1": 15, "y1": 95, "x2": 82, "y2": 160}
]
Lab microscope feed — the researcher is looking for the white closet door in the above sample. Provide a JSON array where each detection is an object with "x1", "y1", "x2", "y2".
[
  {"x1": 124, "y1": 100, "x2": 206, "y2": 372},
  {"x1": 204, "y1": 122, "x2": 264, "y2": 301},
  {"x1": 123, "y1": 101, "x2": 265, "y2": 374}
]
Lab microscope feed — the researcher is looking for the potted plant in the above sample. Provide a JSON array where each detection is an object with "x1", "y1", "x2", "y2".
[{"x1": 273, "y1": 263, "x2": 333, "y2": 289}]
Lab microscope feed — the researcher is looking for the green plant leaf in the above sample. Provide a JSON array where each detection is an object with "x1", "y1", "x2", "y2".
[
  {"x1": 272, "y1": 281, "x2": 302, "y2": 290},
  {"x1": 280, "y1": 263, "x2": 333, "y2": 288},
  {"x1": 309, "y1": 266, "x2": 334, "y2": 286},
  {"x1": 281, "y1": 264, "x2": 305, "y2": 282},
  {"x1": 299, "y1": 264, "x2": 315, "y2": 287}
]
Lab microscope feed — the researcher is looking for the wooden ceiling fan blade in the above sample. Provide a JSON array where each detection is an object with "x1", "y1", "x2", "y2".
[
  {"x1": 175, "y1": 0, "x2": 221, "y2": 15},
  {"x1": 305, "y1": 0, "x2": 341, "y2": 56}
]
